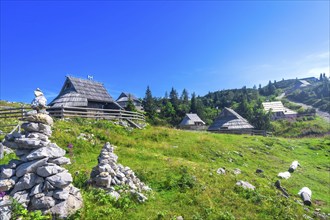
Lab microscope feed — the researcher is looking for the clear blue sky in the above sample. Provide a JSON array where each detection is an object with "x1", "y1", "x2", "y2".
[{"x1": 1, "y1": 1, "x2": 329, "y2": 103}]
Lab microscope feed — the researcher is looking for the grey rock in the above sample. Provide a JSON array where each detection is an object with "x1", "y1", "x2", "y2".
[
  {"x1": 37, "y1": 164, "x2": 65, "y2": 177},
  {"x1": 136, "y1": 192, "x2": 147, "y2": 203},
  {"x1": 30, "y1": 196, "x2": 55, "y2": 210},
  {"x1": 47, "y1": 194, "x2": 83, "y2": 218},
  {"x1": 48, "y1": 157, "x2": 71, "y2": 165},
  {"x1": 16, "y1": 158, "x2": 48, "y2": 177},
  {"x1": 43, "y1": 180, "x2": 56, "y2": 191},
  {"x1": 25, "y1": 113, "x2": 53, "y2": 126},
  {"x1": 236, "y1": 181, "x2": 255, "y2": 190},
  {"x1": 46, "y1": 171, "x2": 72, "y2": 188},
  {"x1": 233, "y1": 168, "x2": 241, "y2": 175},
  {"x1": 216, "y1": 168, "x2": 226, "y2": 175},
  {"x1": 2, "y1": 140, "x2": 19, "y2": 149},
  {"x1": 15, "y1": 138, "x2": 42, "y2": 148},
  {"x1": 12, "y1": 191, "x2": 30, "y2": 207},
  {"x1": 53, "y1": 188, "x2": 70, "y2": 200},
  {"x1": 0, "y1": 178, "x2": 16, "y2": 192},
  {"x1": 26, "y1": 132, "x2": 49, "y2": 142},
  {"x1": 94, "y1": 176, "x2": 112, "y2": 188},
  {"x1": 0, "y1": 168, "x2": 15, "y2": 179},
  {"x1": 0, "y1": 197, "x2": 12, "y2": 220},
  {"x1": 98, "y1": 164, "x2": 112, "y2": 173},
  {"x1": 177, "y1": 216, "x2": 184, "y2": 220},
  {"x1": 21, "y1": 122, "x2": 52, "y2": 136},
  {"x1": 108, "y1": 191, "x2": 120, "y2": 200},
  {"x1": 256, "y1": 169, "x2": 264, "y2": 173},
  {"x1": 10, "y1": 173, "x2": 44, "y2": 194},
  {"x1": 15, "y1": 149, "x2": 32, "y2": 156},
  {"x1": 30, "y1": 183, "x2": 44, "y2": 196},
  {"x1": 7, "y1": 159, "x2": 23, "y2": 168}
]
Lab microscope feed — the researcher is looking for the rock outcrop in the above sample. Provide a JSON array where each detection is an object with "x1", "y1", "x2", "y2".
[
  {"x1": 0, "y1": 110, "x2": 83, "y2": 218},
  {"x1": 89, "y1": 142, "x2": 151, "y2": 202}
]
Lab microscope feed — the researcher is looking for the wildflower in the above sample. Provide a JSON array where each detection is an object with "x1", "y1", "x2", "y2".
[
  {"x1": 68, "y1": 143, "x2": 73, "y2": 149},
  {"x1": 0, "y1": 191, "x2": 6, "y2": 199}
]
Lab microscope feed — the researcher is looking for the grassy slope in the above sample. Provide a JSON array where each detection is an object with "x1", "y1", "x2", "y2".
[
  {"x1": 40, "y1": 119, "x2": 329, "y2": 219},
  {"x1": 1, "y1": 118, "x2": 329, "y2": 219}
]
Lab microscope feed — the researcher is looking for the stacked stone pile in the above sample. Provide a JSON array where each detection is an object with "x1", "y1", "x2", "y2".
[
  {"x1": 89, "y1": 142, "x2": 151, "y2": 202},
  {"x1": 0, "y1": 111, "x2": 83, "y2": 219}
]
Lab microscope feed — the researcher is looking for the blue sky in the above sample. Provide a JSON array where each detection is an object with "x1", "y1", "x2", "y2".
[{"x1": 1, "y1": 1, "x2": 329, "y2": 103}]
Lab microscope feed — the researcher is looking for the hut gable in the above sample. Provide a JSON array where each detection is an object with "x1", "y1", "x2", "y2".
[
  {"x1": 208, "y1": 107, "x2": 254, "y2": 131},
  {"x1": 116, "y1": 92, "x2": 143, "y2": 110},
  {"x1": 116, "y1": 92, "x2": 140, "y2": 103},
  {"x1": 179, "y1": 113, "x2": 205, "y2": 127},
  {"x1": 49, "y1": 76, "x2": 119, "y2": 108}
]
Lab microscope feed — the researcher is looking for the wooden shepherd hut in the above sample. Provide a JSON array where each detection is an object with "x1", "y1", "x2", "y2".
[
  {"x1": 49, "y1": 76, "x2": 122, "y2": 109},
  {"x1": 208, "y1": 107, "x2": 254, "y2": 133},
  {"x1": 179, "y1": 113, "x2": 206, "y2": 130},
  {"x1": 116, "y1": 92, "x2": 143, "y2": 111}
]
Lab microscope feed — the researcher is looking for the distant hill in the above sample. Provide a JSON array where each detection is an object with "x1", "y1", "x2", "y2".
[{"x1": 285, "y1": 78, "x2": 330, "y2": 113}]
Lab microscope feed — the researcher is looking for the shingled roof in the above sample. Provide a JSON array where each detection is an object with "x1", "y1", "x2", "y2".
[
  {"x1": 179, "y1": 113, "x2": 205, "y2": 126},
  {"x1": 208, "y1": 107, "x2": 254, "y2": 131},
  {"x1": 49, "y1": 76, "x2": 115, "y2": 107}
]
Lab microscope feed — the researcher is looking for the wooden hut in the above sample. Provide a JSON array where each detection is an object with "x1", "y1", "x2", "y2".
[
  {"x1": 49, "y1": 76, "x2": 122, "y2": 109},
  {"x1": 179, "y1": 113, "x2": 206, "y2": 130},
  {"x1": 262, "y1": 101, "x2": 297, "y2": 120},
  {"x1": 208, "y1": 107, "x2": 254, "y2": 133},
  {"x1": 116, "y1": 92, "x2": 143, "y2": 111}
]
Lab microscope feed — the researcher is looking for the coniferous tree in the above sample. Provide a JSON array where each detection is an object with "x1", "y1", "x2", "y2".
[
  {"x1": 143, "y1": 86, "x2": 156, "y2": 118},
  {"x1": 190, "y1": 92, "x2": 197, "y2": 113},
  {"x1": 169, "y1": 87, "x2": 179, "y2": 111},
  {"x1": 125, "y1": 95, "x2": 136, "y2": 112}
]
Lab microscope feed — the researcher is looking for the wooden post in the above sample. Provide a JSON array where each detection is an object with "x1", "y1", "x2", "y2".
[{"x1": 61, "y1": 105, "x2": 64, "y2": 119}]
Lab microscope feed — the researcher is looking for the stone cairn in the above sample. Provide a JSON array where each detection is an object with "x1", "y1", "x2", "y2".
[
  {"x1": 89, "y1": 142, "x2": 151, "y2": 202},
  {"x1": 0, "y1": 89, "x2": 83, "y2": 219}
]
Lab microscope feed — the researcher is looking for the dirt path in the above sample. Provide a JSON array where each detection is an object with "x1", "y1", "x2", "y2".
[{"x1": 277, "y1": 92, "x2": 330, "y2": 123}]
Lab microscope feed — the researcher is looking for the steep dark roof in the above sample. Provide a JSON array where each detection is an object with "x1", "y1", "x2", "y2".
[
  {"x1": 208, "y1": 107, "x2": 254, "y2": 131},
  {"x1": 67, "y1": 76, "x2": 114, "y2": 102},
  {"x1": 116, "y1": 92, "x2": 140, "y2": 103},
  {"x1": 49, "y1": 76, "x2": 114, "y2": 106}
]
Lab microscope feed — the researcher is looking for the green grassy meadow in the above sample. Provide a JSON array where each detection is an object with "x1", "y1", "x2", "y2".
[{"x1": 1, "y1": 118, "x2": 330, "y2": 219}]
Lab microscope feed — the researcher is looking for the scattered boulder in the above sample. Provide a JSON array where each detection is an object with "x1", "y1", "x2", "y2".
[
  {"x1": 278, "y1": 171, "x2": 291, "y2": 179},
  {"x1": 256, "y1": 169, "x2": 264, "y2": 173},
  {"x1": 216, "y1": 168, "x2": 226, "y2": 175},
  {"x1": 236, "y1": 181, "x2": 255, "y2": 190},
  {"x1": 233, "y1": 168, "x2": 241, "y2": 175},
  {"x1": 89, "y1": 142, "x2": 151, "y2": 202},
  {"x1": 288, "y1": 160, "x2": 300, "y2": 173},
  {"x1": 298, "y1": 187, "x2": 312, "y2": 206}
]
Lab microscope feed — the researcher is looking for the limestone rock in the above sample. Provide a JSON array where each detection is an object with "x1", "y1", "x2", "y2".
[
  {"x1": 48, "y1": 157, "x2": 71, "y2": 165},
  {"x1": 46, "y1": 172, "x2": 72, "y2": 188},
  {"x1": 37, "y1": 164, "x2": 65, "y2": 177},
  {"x1": 10, "y1": 173, "x2": 44, "y2": 194},
  {"x1": 26, "y1": 143, "x2": 65, "y2": 161},
  {"x1": 15, "y1": 158, "x2": 48, "y2": 177},
  {"x1": 0, "y1": 168, "x2": 15, "y2": 179},
  {"x1": 30, "y1": 196, "x2": 56, "y2": 210},
  {"x1": 48, "y1": 194, "x2": 83, "y2": 218},
  {"x1": 26, "y1": 113, "x2": 53, "y2": 126},
  {"x1": 216, "y1": 168, "x2": 226, "y2": 175},
  {"x1": 236, "y1": 181, "x2": 255, "y2": 190}
]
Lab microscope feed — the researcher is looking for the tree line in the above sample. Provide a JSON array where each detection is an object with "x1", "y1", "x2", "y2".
[{"x1": 141, "y1": 83, "x2": 278, "y2": 130}]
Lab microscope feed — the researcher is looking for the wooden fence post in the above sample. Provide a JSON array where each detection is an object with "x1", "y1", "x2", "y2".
[{"x1": 61, "y1": 105, "x2": 64, "y2": 119}]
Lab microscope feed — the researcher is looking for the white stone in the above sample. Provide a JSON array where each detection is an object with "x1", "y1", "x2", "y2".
[{"x1": 46, "y1": 171, "x2": 72, "y2": 188}]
